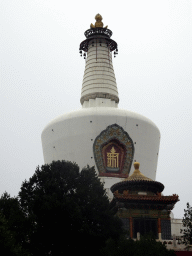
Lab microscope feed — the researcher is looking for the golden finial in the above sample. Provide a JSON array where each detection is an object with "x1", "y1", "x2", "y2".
[
  {"x1": 134, "y1": 162, "x2": 140, "y2": 170},
  {"x1": 90, "y1": 14, "x2": 108, "y2": 29},
  {"x1": 125, "y1": 162, "x2": 153, "y2": 181}
]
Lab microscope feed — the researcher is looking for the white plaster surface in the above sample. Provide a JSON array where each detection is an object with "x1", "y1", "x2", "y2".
[
  {"x1": 171, "y1": 218, "x2": 184, "y2": 237},
  {"x1": 41, "y1": 107, "x2": 160, "y2": 197},
  {"x1": 82, "y1": 98, "x2": 118, "y2": 108}
]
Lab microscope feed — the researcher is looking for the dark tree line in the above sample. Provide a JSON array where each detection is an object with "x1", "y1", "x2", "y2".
[{"x1": 0, "y1": 160, "x2": 178, "y2": 255}]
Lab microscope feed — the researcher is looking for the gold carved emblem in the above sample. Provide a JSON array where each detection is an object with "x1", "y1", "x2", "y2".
[{"x1": 107, "y1": 147, "x2": 119, "y2": 168}]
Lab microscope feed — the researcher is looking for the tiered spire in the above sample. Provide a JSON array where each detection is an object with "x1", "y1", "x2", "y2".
[{"x1": 79, "y1": 14, "x2": 119, "y2": 106}]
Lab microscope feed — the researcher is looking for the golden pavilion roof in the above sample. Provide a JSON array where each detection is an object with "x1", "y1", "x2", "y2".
[
  {"x1": 110, "y1": 162, "x2": 165, "y2": 194},
  {"x1": 124, "y1": 162, "x2": 153, "y2": 182},
  {"x1": 110, "y1": 162, "x2": 179, "y2": 212}
]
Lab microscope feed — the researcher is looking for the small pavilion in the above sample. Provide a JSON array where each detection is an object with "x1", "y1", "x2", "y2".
[{"x1": 110, "y1": 162, "x2": 179, "y2": 240}]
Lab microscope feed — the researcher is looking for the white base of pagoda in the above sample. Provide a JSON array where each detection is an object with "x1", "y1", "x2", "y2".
[{"x1": 41, "y1": 106, "x2": 160, "y2": 199}]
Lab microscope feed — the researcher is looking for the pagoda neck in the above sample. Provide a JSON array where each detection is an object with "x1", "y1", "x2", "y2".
[{"x1": 80, "y1": 38, "x2": 119, "y2": 108}]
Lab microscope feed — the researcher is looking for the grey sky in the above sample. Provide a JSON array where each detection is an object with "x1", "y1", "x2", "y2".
[{"x1": 1, "y1": 0, "x2": 192, "y2": 219}]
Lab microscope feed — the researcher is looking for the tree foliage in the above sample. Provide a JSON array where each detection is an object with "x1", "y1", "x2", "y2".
[
  {"x1": 0, "y1": 193, "x2": 30, "y2": 255},
  {"x1": 18, "y1": 160, "x2": 123, "y2": 255},
  {"x1": 0, "y1": 160, "x2": 179, "y2": 255},
  {"x1": 0, "y1": 213, "x2": 22, "y2": 256},
  {"x1": 181, "y1": 202, "x2": 192, "y2": 245},
  {"x1": 101, "y1": 234, "x2": 176, "y2": 256}
]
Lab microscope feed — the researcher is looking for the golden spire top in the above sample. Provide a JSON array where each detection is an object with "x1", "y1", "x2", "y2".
[
  {"x1": 125, "y1": 162, "x2": 153, "y2": 181},
  {"x1": 90, "y1": 14, "x2": 108, "y2": 29}
]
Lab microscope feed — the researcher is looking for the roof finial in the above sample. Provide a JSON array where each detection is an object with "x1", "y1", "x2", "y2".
[
  {"x1": 134, "y1": 162, "x2": 140, "y2": 170},
  {"x1": 90, "y1": 14, "x2": 108, "y2": 29},
  {"x1": 124, "y1": 161, "x2": 153, "y2": 181}
]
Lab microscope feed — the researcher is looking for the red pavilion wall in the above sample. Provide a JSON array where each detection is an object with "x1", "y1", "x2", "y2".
[{"x1": 175, "y1": 251, "x2": 192, "y2": 255}]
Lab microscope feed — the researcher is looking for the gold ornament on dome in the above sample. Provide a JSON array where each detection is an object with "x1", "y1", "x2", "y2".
[
  {"x1": 90, "y1": 14, "x2": 108, "y2": 29},
  {"x1": 107, "y1": 147, "x2": 119, "y2": 169}
]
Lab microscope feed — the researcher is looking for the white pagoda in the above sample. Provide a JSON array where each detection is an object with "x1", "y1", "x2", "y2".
[{"x1": 41, "y1": 14, "x2": 160, "y2": 199}]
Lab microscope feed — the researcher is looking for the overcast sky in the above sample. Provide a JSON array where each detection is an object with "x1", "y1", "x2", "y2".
[{"x1": 1, "y1": 0, "x2": 192, "y2": 219}]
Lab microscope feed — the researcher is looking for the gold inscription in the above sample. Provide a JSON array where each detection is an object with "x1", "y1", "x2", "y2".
[{"x1": 107, "y1": 147, "x2": 119, "y2": 168}]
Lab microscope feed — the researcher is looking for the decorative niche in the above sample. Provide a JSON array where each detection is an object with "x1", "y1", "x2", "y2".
[{"x1": 93, "y1": 124, "x2": 134, "y2": 178}]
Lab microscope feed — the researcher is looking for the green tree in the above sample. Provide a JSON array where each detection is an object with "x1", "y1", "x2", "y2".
[
  {"x1": 181, "y1": 202, "x2": 192, "y2": 246},
  {"x1": 18, "y1": 161, "x2": 123, "y2": 255},
  {"x1": 101, "y1": 235, "x2": 176, "y2": 256},
  {"x1": 0, "y1": 192, "x2": 30, "y2": 255},
  {"x1": 0, "y1": 213, "x2": 23, "y2": 256}
]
